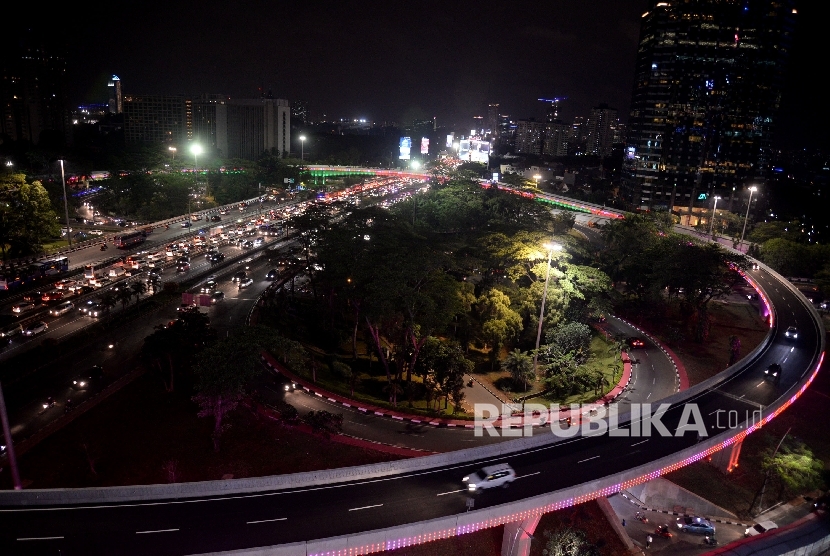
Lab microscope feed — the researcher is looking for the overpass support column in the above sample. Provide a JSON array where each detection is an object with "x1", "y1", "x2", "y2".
[
  {"x1": 501, "y1": 515, "x2": 540, "y2": 556},
  {"x1": 710, "y1": 438, "x2": 743, "y2": 474}
]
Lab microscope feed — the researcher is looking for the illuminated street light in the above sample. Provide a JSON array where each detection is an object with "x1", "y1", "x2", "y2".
[
  {"x1": 532, "y1": 243, "x2": 563, "y2": 378},
  {"x1": 168, "y1": 146, "x2": 177, "y2": 163},
  {"x1": 58, "y1": 159, "x2": 72, "y2": 247},
  {"x1": 739, "y1": 186, "x2": 758, "y2": 249},
  {"x1": 300, "y1": 135, "x2": 306, "y2": 161},
  {"x1": 708, "y1": 195, "x2": 721, "y2": 237},
  {"x1": 411, "y1": 160, "x2": 421, "y2": 170},
  {"x1": 533, "y1": 174, "x2": 542, "y2": 187}
]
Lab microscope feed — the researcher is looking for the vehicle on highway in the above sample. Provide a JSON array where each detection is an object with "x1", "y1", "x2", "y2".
[
  {"x1": 41, "y1": 290, "x2": 64, "y2": 302},
  {"x1": 181, "y1": 221, "x2": 191, "y2": 228},
  {"x1": 253, "y1": 237, "x2": 264, "y2": 247},
  {"x1": 627, "y1": 337, "x2": 646, "y2": 348},
  {"x1": 49, "y1": 301, "x2": 74, "y2": 316},
  {"x1": 71, "y1": 365, "x2": 104, "y2": 390},
  {"x1": 232, "y1": 271, "x2": 247, "y2": 283},
  {"x1": 211, "y1": 291, "x2": 225, "y2": 304},
  {"x1": 22, "y1": 291, "x2": 44, "y2": 303},
  {"x1": 12, "y1": 301, "x2": 37, "y2": 314},
  {"x1": 654, "y1": 524, "x2": 673, "y2": 538},
  {"x1": 85, "y1": 303, "x2": 103, "y2": 318},
  {"x1": 177, "y1": 303, "x2": 197, "y2": 312},
  {"x1": 266, "y1": 269, "x2": 279, "y2": 280},
  {"x1": 113, "y1": 231, "x2": 146, "y2": 249},
  {"x1": 24, "y1": 321, "x2": 48, "y2": 336},
  {"x1": 785, "y1": 326, "x2": 798, "y2": 340},
  {"x1": 241, "y1": 240, "x2": 253, "y2": 249},
  {"x1": 240, "y1": 257, "x2": 253, "y2": 270},
  {"x1": 56, "y1": 279, "x2": 78, "y2": 290},
  {"x1": 745, "y1": 520, "x2": 777, "y2": 537},
  {"x1": 93, "y1": 277, "x2": 113, "y2": 288},
  {"x1": 0, "y1": 315, "x2": 23, "y2": 338},
  {"x1": 462, "y1": 463, "x2": 516, "y2": 492},
  {"x1": 176, "y1": 255, "x2": 190, "y2": 264},
  {"x1": 80, "y1": 299, "x2": 102, "y2": 314},
  {"x1": 176, "y1": 262, "x2": 191, "y2": 272},
  {"x1": 677, "y1": 516, "x2": 715, "y2": 535},
  {"x1": 210, "y1": 215, "x2": 222, "y2": 222},
  {"x1": 87, "y1": 229, "x2": 104, "y2": 236},
  {"x1": 209, "y1": 252, "x2": 225, "y2": 263},
  {"x1": 201, "y1": 280, "x2": 217, "y2": 294},
  {"x1": 108, "y1": 267, "x2": 126, "y2": 278},
  {"x1": 148, "y1": 267, "x2": 163, "y2": 277},
  {"x1": 238, "y1": 277, "x2": 254, "y2": 288},
  {"x1": 764, "y1": 363, "x2": 782, "y2": 383}
]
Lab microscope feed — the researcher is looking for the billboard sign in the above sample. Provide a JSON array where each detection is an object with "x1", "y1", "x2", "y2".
[
  {"x1": 421, "y1": 137, "x2": 429, "y2": 155},
  {"x1": 470, "y1": 140, "x2": 491, "y2": 164},
  {"x1": 446, "y1": 133, "x2": 454, "y2": 148},
  {"x1": 399, "y1": 137, "x2": 412, "y2": 160},
  {"x1": 458, "y1": 140, "x2": 471, "y2": 161}
]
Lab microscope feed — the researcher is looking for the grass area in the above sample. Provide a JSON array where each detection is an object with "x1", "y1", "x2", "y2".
[
  {"x1": 0, "y1": 368, "x2": 401, "y2": 490},
  {"x1": 474, "y1": 334, "x2": 622, "y2": 406}
]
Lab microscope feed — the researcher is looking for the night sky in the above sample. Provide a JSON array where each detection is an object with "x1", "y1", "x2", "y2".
[{"x1": 23, "y1": 1, "x2": 829, "y2": 148}]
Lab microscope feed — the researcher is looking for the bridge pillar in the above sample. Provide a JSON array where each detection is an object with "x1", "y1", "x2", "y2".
[
  {"x1": 501, "y1": 515, "x2": 541, "y2": 556},
  {"x1": 709, "y1": 438, "x2": 743, "y2": 474}
]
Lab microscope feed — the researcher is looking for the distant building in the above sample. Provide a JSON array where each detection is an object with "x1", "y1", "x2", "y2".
[
  {"x1": 291, "y1": 100, "x2": 308, "y2": 125},
  {"x1": 515, "y1": 120, "x2": 545, "y2": 156},
  {"x1": 108, "y1": 75, "x2": 123, "y2": 114},
  {"x1": 123, "y1": 94, "x2": 188, "y2": 145},
  {"x1": 623, "y1": 0, "x2": 796, "y2": 211},
  {"x1": 543, "y1": 120, "x2": 570, "y2": 157},
  {"x1": 0, "y1": 33, "x2": 69, "y2": 145},
  {"x1": 584, "y1": 103, "x2": 617, "y2": 157},
  {"x1": 124, "y1": 94, "x2": 290, "y2": 160},
  {"x1": 487, "y1": 104, "x2": 499, "y2": 136}
]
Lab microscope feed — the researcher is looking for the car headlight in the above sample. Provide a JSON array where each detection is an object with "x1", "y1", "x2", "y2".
[
  {"x1": 462, "y1": 476, "x2": 469, "y2": 482},
  {"x1": 467, "y1": 483, "x2": 477, "y2": 491}
]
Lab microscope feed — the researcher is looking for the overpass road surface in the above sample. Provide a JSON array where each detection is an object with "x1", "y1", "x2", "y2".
[{"x1": 0, "y1": 264, "x2": 822, "y2": 556}]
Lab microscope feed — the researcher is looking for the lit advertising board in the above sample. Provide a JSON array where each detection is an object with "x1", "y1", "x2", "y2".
[
  {"x1": 458, "y1": 140, "x2": 471, "y2": 161},
  {"x1": 446, "y1": 134, "x2": 454, "y2": 148},
  {"x1": 399, "y1": 137, "x2": 411, "y2": 160},
  {"x1": 470, "y1": 140, "x2": 491, "y2": 164},
  {"x1": 421, "y1": 137, "x2": 429, "y2": 155}
]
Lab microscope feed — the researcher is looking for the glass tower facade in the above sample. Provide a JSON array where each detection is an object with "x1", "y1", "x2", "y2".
[{"x1": 622, "y1": 0, "x2": 796, "y2": 213}]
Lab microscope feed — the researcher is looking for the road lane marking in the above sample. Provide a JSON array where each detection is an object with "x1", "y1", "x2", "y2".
[
  {"x1": 247, "y1": 518, "x2": 287, "y2": 524},
  {"x1": 348, "y1": 504, "x2": 383, "y2": 512},
  {"x1": 437, "y1": 489, "x2": 466, "y2": 496},
  {"x1": 578, "y1": 456, "x2": 600, "y2": 464},
  {"x1": 136, "y1": 528, "x2": 179, "y2": 534},
  {"x1": 17, "y1": 536, "x2": 64, "y2": 541},
  {"x1": 631, "y1": 440, "x2": 649, "y2": 447},
  {"x1": 517, "y1": 472, "x2": 540, "y2": 479}
]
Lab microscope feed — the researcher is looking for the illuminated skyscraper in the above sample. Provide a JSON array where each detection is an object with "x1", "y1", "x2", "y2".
[
  {"x1": 622, "y1": 0, "x2": 796, "y2": 211},
  {"x1": 108, "y1": 75, "x2": 123, "y2": 114}
]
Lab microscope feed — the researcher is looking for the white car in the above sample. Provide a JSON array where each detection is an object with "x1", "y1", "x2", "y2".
[
  {"x1": 462, "y1": 463, "x2": 516, "y2": 492},
  {"x1": 24, "y1": 321, "x2": 48, "y2": 336},
  {"x1": 238, "y1": 278, "x2": 254, "y2": 288},
  {"x1": 12, "y1": 302, "x2": 36, "y2": 314},
  {"x1": 784, "y1": 326, "x2": 798, "y2": 340},
  {"x1": 745, "y1": 520, "x2": 777, "y2": 537},
  {"x1": 87, "y1": 229, "x2": 104, "y2": 236},
  {"x1": 49, "y1": 301, "x2": 74, "y2": 316}
]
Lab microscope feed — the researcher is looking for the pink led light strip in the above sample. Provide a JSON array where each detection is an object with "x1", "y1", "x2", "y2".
[{"x1": 309, "y1": 352, "x2": 824, "y2": 556}]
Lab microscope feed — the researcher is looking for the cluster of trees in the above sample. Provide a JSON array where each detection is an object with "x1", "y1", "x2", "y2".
[
  {"x1": 277, "y1": 173, "x2": 615, "y2": 407},
  {"x1": 598, "y1": 214, "x2": 748, "y2": 342},
  {"x1": 0, "y1": 172, "x2": 61, "y2": 259},
  {"x1": 141, "y1": 315, "x2": 309, "y2": 452}
]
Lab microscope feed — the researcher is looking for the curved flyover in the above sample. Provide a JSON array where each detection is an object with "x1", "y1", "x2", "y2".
[{"x1": 0, "y1": 178, "x2": 824, "y2": 556}]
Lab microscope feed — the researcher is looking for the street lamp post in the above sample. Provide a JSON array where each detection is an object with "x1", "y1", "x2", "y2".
[
  {"x1": 739, "y1": 186, "x2": 757, "y2": 249},
  {"x1": 708, "y1": 195, "x2": 721, "y2": 237},
  {"x1": 168, "y1": 146, "x2": 177, "y2": 163},
  {"x1": 300, "y1": 135, "x2": 306, "y2": 161},
  {"x1": 532, "y1": 243, "x2": 562, "y2": 378},
  {"x1": 58, "y1": 159, "x2": 72, "y2": 247},
  {"x1": 533, "y1": 174, "x2": 541, "y2": 188}
]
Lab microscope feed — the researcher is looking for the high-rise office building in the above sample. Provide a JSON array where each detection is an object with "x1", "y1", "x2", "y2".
[
  {"x1": 487, "y1": 104, "x2": 499, "y2": 136},
  {"x1": 543, "y1": 120, "x2": 570, "y2": 157},
  {"x1": 584, "y1": 103, "x2": 617, "y2": 157},
  {"x1": 515, "y1": 120, "x2": 545, "y2": 156},
  {"x1": 108, "y1": 75, "x2": 123, "y2": 114},
  {"x1": 622, "y1": 0, "x2": 796, "y2": 211},
  {"x1": 0, "y1": 33, "x2": 69, "y2": 145},
  {"x1": 216, "y1": 98, "x2": 290, "y2": 160},
  {"x1": 123, "y1": 94, "x2": 188, "y2": 145}
]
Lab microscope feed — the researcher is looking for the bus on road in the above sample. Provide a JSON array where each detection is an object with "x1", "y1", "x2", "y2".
[{"x1": 113, "y1": 231, "x2": 146, "y2": 249}]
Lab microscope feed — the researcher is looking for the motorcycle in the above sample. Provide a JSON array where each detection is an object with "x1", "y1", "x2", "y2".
[
  {"x1": 100, "y1": 244, "x2": 108, "y2": 251},
  {"x1": 165, "y1": 224, "x2": 170, "y2": 230},
  {"x1": 635, "y1": 511, "x2": 649, "y2": 523},
  {"x1": 703, "y1": 536, "x2": 718, "y2": 546},
  {"x1": 654, "y1": 524, "x2": 673, "y2": 538},
  {"x1": 467, "y1": 379, "x2": 474, "y2": 387}
]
